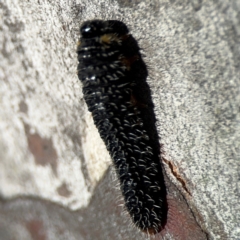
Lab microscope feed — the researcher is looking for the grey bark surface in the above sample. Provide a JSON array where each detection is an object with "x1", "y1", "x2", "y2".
[{"x1": 0, "y1": 0, "x2": 239, "y2": 240}]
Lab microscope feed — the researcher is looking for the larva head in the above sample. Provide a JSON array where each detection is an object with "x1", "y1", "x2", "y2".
[{"x1": 80, "y1": 20, "x2": 129, "y2": 38}]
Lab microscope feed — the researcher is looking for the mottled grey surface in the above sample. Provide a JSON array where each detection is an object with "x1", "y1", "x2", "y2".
[{"x1": 0, "y1": 0, "x2": 239, "y2": 239}]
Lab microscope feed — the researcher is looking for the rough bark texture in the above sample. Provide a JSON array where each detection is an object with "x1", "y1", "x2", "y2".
[{"x1": 0, "y1": 0, "x2": 239, "y2": 239}]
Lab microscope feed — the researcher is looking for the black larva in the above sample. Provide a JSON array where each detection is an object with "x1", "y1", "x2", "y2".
[{"x1": 77, "y1": 20, "x2": 167, "y2": 233}]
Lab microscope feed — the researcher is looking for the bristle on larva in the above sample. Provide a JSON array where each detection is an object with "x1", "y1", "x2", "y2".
[{"x1": 77, "y1": 19, "x2": 167, "y2": 233}]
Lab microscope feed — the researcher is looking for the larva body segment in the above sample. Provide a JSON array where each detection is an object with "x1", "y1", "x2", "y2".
[{"x1": 77, "y1": 20, "x2": 166, "y2": 233}]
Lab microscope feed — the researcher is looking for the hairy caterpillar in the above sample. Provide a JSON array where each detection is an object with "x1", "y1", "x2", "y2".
[{"x1": 77, "y1": 20, "x2": 167, "y2": 233}]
